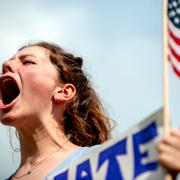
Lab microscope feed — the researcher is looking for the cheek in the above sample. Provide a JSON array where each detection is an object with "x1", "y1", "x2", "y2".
[{"x1": 21, "y1": 69, "x2": 57, "y2": 99}]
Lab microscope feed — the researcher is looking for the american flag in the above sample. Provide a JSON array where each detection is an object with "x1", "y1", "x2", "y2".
[{"x1": 168, "y1": 0, "x2": 180, "y2": 77}]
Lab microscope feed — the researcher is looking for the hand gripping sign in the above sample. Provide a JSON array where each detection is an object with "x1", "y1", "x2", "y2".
[{"x1": 47, "y1": 108, "x2": 165, "y2": 180}]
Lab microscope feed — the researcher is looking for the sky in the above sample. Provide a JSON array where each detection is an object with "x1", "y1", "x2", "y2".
[{"x1": 0, "y1": 0, "x2": 179, "y2": 179}]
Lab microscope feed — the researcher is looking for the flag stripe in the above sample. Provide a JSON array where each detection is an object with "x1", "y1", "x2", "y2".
[
  {"x1": 168, "y1": 43, "x2": 180, "y2": 62},
  {"x1": 168, "y1": 34, "x2": 180, "y2": 54},
  {"x1": 168, "y1": 52, "x2": 180, "y2": 72},
  {"x1": 168, "y1": 55, "x2": 180, "y2": 77},
  {"x1": 169, "y1": 28, "x2": 180, "y2": 46},
  {"x1": 168, "y1": 20, "x2": 180, "y2": 38}
]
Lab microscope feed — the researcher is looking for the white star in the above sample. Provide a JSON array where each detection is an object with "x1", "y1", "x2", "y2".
[
  {"x1": 176, "y1": 8, "x2": 180, "y2": 14},
  {"x1": 173, "y1": 1, "x2": 178, "y2": 7},
  {"x1": 169, "y1": 3, "x2": 172, "y2": 9},
  {"x1": 169, "y1": 10, "x2": 176, "y2": 17},
  {"x1": 174, "y1": 17, "x2": 180, "y2": 24}
]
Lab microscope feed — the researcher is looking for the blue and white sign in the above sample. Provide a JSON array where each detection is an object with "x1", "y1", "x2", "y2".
[{"x1": 47, "y1": 108, "x2": 165, "y2": 180}]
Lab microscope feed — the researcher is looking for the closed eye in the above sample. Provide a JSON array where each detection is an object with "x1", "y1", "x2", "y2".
[{"x1": 22, "y1": 60, "x2": 36, "y2": 65}]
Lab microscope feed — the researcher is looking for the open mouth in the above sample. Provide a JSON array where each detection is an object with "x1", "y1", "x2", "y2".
[{"x1": 0, "y1": 76, "x2": 20, "y2": 105}]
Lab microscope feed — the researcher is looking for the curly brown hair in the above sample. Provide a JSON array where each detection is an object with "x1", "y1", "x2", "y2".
[{"x1": 19, "y1": 41, "x2": 112, "y2": 146}]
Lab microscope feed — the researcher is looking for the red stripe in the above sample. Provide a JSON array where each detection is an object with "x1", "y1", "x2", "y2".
[
  {"x1": 171, "y1": 63, "x2": 180, "y2": 78},
  {"x1": 168, "y1": 56, "x2": 180, "y2": 78},
  {"x1": 169, "y1": 28, "x2": 180, "y2": 46},
  {"x1": 168, "y1": 44, "x2": 180, "y2": 62},
  {"x1": 168, "y1": 55, "x2": 171, "y2": 62}
]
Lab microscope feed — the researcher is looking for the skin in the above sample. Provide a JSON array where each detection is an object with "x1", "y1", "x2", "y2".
[
  {"x1": 0, "y1": 46, "x2": 80, "y2": 179},
  {"x1": 158, "y1": 129, "x2": 180, "y2": 178},
  {"x1": 0, "y1": 46, "x2": 179, "y2": 179}
]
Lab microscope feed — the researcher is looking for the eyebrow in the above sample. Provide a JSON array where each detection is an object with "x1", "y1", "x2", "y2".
[
  {"x1": 9, "y1": 54, "x2": 36, "y2": 61},
  {"x1": 19, "y1": 54, "x2": 36, "y2": 59}
]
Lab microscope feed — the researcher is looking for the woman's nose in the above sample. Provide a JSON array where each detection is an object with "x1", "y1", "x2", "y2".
[{"x1": 2, "y1": 61, "x2": 16, "y2": 74}]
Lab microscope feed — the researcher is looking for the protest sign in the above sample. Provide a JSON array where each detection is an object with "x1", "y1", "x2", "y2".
[{"x1": 47, "y1": 108, "x2": 165, "y2": 180}]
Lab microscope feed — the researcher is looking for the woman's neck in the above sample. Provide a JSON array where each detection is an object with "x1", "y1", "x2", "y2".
[
  {"x1": 12, "y1": 123, "x2": 80, "y2": 179},
  {"x1": 17, "y1": 119, "x2": 76, "y2": 166}
]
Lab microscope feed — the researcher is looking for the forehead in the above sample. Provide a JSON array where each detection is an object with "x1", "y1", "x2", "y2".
[{"x1": 14, "y1": 46, "x2": 50, "y2": 60}]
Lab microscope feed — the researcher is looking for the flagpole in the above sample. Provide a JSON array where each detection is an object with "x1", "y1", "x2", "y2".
[
  {"x1": 163, "y1": 0, "x2": 170, "y2": 132},
  {"x1": 162, "y1": 0, "x2": 172, "y2": 179}
]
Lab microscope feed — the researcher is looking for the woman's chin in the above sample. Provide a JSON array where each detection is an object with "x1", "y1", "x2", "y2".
[
  {"x1": 0, "y1": 116, "x2": 15, "y2": 126},
  {"x1": 0, "y1": 111, "x2": 21, "y2": 126}
]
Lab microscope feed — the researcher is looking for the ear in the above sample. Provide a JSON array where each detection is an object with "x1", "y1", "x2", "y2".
[{"x1": 52, "y1": 83, "x2": 76, "y2": 104}]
